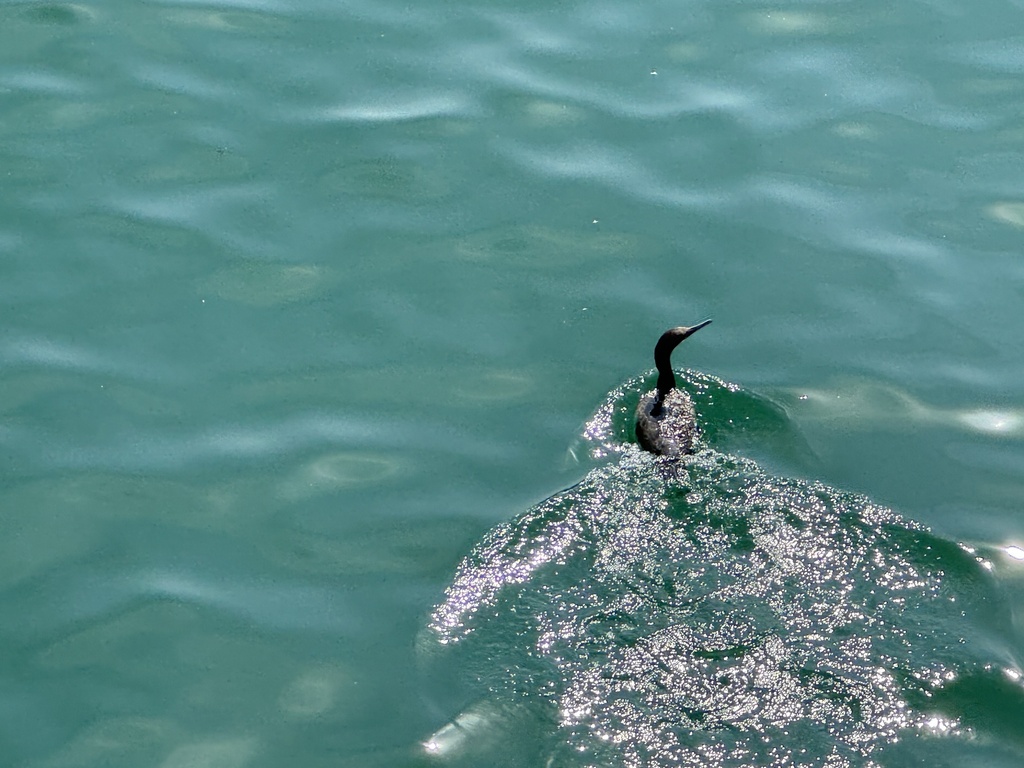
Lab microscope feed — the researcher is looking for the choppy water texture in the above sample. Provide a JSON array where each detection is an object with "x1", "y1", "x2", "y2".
[
  {"x1": 4, "y1": 0, "x2": 1024, "y2": 764},
  {"x1": 426, "y1": 375, "x2": 1024, "y2": 767}
]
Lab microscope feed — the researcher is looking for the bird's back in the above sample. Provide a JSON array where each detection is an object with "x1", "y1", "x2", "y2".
[{"x1": 635, "y1": 387, "x2": 699, "y2": 456}]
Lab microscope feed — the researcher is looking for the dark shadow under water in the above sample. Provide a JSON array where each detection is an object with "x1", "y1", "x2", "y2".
[{"x1": 420, "y1": 373, "x2": 1024, "y2": 768}]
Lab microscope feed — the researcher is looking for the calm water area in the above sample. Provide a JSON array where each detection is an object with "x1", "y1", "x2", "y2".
[{"x1": 3, "y1": 0, "x2": 1024, "y2": 765}]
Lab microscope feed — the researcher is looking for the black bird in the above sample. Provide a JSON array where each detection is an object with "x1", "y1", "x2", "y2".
[{"x1": 635, "y1": 320, "x2": 712, "y2": 456}]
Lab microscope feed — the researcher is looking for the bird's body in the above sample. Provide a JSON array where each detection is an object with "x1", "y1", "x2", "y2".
[
  {"x1": 635, "y1": 387, "x2": 699, "y2": 456},
  {"x1": 635, "y1": 320, "x2": 711, "y2": 457}
]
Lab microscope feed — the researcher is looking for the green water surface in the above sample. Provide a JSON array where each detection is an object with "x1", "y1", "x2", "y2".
[{"x1": 1, "y1": 0, "x2": 1023, "y2": 765}]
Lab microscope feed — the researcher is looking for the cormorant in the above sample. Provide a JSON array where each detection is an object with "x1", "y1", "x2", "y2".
[{"x1": 635, "y1": 320, "x2": 712, "y2": 456}]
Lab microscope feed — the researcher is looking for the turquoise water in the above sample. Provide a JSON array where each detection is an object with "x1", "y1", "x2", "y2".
[{"x1": 2, "y1": 0, "x2": 1024, "y2": 764}]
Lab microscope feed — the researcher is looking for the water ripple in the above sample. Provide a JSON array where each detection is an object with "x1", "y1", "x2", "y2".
[
  {"x1": 311, "y1": 92, "x2": 475, "y2": 124},
  {"x1": 0, "y1": 69, "x2": 87, "y2": 95},
  {"x1": 959, "y1": 37, "x2": 1024, "y2": 74},
  {"x1": 0, "y1": 335, "x2": 170, "y2": 380},
  {"x1": 143, "y1": 570, "x2": 355, "y2": 632}
]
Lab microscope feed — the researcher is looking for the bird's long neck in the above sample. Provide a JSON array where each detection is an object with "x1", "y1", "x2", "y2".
[
  {"x1": 652, "y1": 340, "x2": 679, "y2": 415},
  {"x1": 655, "y1": 367, "x2": 676, "y2": 398}
]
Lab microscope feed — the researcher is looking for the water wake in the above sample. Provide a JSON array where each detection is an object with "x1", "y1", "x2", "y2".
[{"x1": 423, "y1": 375, "x2": 1019, "y2": 767}]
